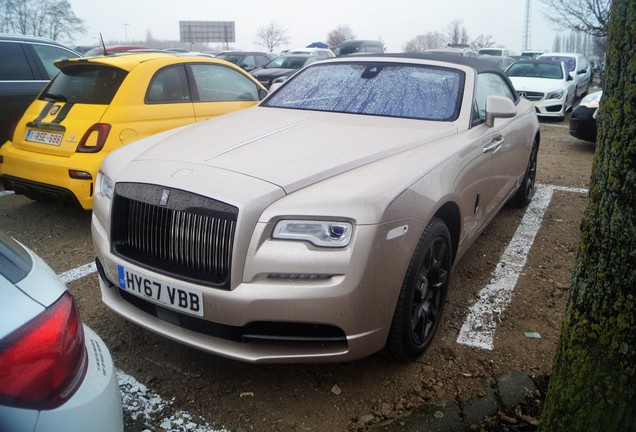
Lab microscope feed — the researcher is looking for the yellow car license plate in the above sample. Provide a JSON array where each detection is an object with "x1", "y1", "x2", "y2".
[{"x1": 25, "y1": 129, "x2": 63, "y2": 146}]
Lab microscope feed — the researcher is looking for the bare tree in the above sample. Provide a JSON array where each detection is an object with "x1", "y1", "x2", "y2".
[
  {"x1": 447, "y1": 19, "x2": 470, "y2": 46},
  {"x1": 254, "y1": 21, "x2": 289, "y2": 53},
  {"x1": 539, "y1": 0, "x2": 611, "y2": 37},
  {"x1": 45, "y1": 0, "x2": 85, "y2": 42},
  {"x1": 403, "y1": 32, "x2": 446, "y2": 52},
  {"x1": 470, "y1": 34, "x2": 496, "y2": 50},
  {"x1": 326, "y1": 24, "x2": 355, "y2": 50},
  {"x1": 0, "y1": 0, "x2": 85, "y2": 41}
]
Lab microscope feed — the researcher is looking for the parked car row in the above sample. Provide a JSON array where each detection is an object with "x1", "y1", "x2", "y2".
[
  {"x1": 1, "y1": 29, "x2": 599, "y2": 428},
  {"x1": 0, "y1": 51, "x2": 267, "y2": 210},
  {"x1": 503, "y1": 52, "x2": 592, "y2": 122}
]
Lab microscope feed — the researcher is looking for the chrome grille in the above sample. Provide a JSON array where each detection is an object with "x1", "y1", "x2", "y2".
[
  {"x1": 518, "y1": 91, "x2": 544, "y2": 101},
  {"x1": 111, "y1": 183, "x2": 238, "y2": 288}
]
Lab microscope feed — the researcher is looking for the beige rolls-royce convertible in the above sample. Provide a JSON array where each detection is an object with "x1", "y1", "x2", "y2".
[{"x1": 91, "y1": 53, "x2": 540, "y2": 363}]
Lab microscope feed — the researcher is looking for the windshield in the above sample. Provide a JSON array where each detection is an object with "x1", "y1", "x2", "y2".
[
  {"x1": 40, "y1": 65, "x2": 127, "y2": 104},
  {"x1": 540, "y1": 56, "x2": 576, "y2": 72},
  {"x1": 335, "y1": 46, "x2": 359, "y2": 56},
  {"x1": 507, "y1": 62, "x2": 563, "y2": 79},
  {"x1": 478, "y1": 49, "x2": 503, "y2": 56},
  {"x1": 215, "y1": 54, "x2": 241, "y2": 64},
  {"x1": 264, "y1": 62, "x2": 463, "y2": 121},
  {"x1": 265, "y1": 56, "x2": 310, "y2": 69}
]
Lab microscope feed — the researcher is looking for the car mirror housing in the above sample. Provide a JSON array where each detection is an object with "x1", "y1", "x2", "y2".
[
  {"x1": 258, "y1": 88, "x2": 269, "y2": 100},
  {"x1": 485, "y1": 95, "x2": 517, "y2": 127}
]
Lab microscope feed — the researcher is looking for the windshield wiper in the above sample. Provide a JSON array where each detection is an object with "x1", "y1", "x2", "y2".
[{"x1": 41, "y1": 92, "x2": 68, "y2": 102}]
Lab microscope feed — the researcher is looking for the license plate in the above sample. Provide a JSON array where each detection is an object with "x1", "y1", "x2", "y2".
[
  {"x1": 25, "y1": 129, "x2": 63, "y2": 146},
  {"x1": 117, "y1": 265, "x2": 204, "y2": 317}
]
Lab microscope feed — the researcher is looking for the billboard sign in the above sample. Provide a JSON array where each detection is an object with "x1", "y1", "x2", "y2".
[{"x1": 179, "y1": 21, "x2": 235, "y2": 44}]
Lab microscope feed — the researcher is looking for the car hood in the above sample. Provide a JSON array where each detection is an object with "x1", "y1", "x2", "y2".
[
  {"x1": 250, "y1": 68, "x2": 296, "y2": 78},
  {"x1": 122, "y1": 106, "x2": 458, "y2": 194},
  {"x1": 509, "y1": 77, "x2": 567, "y2": 93}
]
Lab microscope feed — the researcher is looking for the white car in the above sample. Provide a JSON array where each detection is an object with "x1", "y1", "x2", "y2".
[
  {"x1": 92, "y1": 54, "x2": 539, "y2": 363},
  {"x1": 284, "y1": 47, "x2": 335, "y2": 58},
  {"x1": 537, "y1": 52, "x2": 591, "y2": 98},
  {"x1": 506, "y1": 59, "x2": 576, "y2": 120},
  {"x1": 0, "y1": 232, "x2": 123, "y2": 431}
]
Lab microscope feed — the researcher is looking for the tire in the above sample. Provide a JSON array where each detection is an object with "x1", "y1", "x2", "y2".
[
  {"x1": 512, "y1": 139, "x2": 538, "y2": 207},
  {"x1": 386, "y1": 217, "x2": 452, "y2": 361}
]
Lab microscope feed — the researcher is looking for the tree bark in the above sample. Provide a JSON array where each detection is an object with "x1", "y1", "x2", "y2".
[{"x1": 541, "y1": 0, "x2": 636, "y2": 430}]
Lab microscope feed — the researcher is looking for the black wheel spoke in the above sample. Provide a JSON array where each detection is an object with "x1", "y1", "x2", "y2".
[
  {"x1": 388, "y1": 218, "x2": 451, "y2": 360},
  {"x1": 410, "y1": 235, "x2": 450, "y2": 346}
]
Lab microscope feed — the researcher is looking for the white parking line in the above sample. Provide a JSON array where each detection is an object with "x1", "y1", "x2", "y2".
[
  {"x1": 541, "y1": 124, "x2": 570, "y2": 129},
  {"x1": 0, "y1": 190, "x2": 15, "y2": 197},
  {"x1": 58, "y1": 262, "x2": 97, "y2": 284},
  {"x1": 456, "y1": 184, "x2": 587, "y2": 350},
  {"x1": 117, "y1": 370, "x2": 225, "y2": 431}
]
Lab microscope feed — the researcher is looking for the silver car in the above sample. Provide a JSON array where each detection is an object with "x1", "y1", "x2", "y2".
[
  {"x1": 0, "y1": 232, "x2": 123, "y2": 431},
  {"x1": 92, "y1": 54, "x2": 540, "y2": 363}
]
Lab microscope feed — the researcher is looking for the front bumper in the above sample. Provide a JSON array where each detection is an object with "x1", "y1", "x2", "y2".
[
  {"x1": 569, "y1": 106, "x2": 597, "y2": 142},
  {"x1": 92, "y1": 209, "x2": 421, "y2": 363},
  {"x1": 533, "y1": 98, "x2": 567, "y2": 118}
]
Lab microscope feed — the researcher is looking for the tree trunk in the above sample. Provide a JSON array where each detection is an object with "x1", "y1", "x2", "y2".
[{"x1": 541, "y1": 0, "x2": 636, "y2": 430}]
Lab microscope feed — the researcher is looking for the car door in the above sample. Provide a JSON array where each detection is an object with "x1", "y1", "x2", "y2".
[
  {"x1": 120, "y1": 63, "x2": 197, "y2": 142},
  {"x1": 0, "y1": 42, "x2": 49, "y2": 144},
  {"x1": 472, "y1": 73, "x2": 526, "y2": 221},
  {"x1": 187, "y1": 63, "x2": 262, "y2": 121},
  {"x1": 238, "y1": 55, "x2": 258, "y2": 72}
]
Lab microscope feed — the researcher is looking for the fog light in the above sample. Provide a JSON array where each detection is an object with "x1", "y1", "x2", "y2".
[{"x1": 68, "y1": 170, "x2": 93, "y2": 180}]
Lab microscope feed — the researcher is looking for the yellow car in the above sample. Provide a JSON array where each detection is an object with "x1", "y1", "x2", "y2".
[{"x1": 0, "y1": 52, "x2": 267, "y2": 210}]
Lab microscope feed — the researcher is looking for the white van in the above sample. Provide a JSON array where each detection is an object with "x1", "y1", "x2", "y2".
[
  {"x1": 478, "y1": 47, "x2": 515, "y2": 57},
  {"x1": 537, "y1": 52, "x2": 592, "y2": 97}
]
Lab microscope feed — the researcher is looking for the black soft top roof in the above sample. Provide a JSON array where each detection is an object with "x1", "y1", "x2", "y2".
[
  {"x1": 350, "y1": 52, "x2": 519, "y2": 102},
  {"x1": 368, "y1": 52, "x2": 508, "y2": 74}
]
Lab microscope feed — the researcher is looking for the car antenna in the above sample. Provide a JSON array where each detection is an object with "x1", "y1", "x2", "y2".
[{"x1": 99, "y1": 33, "x2": 109, "y2": 56}]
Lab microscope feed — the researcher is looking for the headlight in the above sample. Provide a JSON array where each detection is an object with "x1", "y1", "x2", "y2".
[
  {"x1": 97, "y1": 172, "x2": 114, "y2": 199},
  {"x1": 273, "y1": 220, "x2": 352, "y2": 248},
  {"x1": 580, "y1": 91, "x2": 602, "y2": 108},
  {"x1": 546, "y1": 90, "x2": 564, "y2": 100}
]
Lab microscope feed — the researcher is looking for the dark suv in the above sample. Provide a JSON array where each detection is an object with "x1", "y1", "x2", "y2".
[
  {"x1": 0, "y1": 34, "x2": 80, "y2": 145},
  {"x1": 215, "y1": 51, "x2": 277, "y2": 72}
]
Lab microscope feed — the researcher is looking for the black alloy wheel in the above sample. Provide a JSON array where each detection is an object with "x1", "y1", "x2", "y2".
[
  {"x1": 387, "y1": 217, "x2": 452, "y2": 360},
  {"x1": 513, "y1": 139, "x2": 538, "y2": 207}
]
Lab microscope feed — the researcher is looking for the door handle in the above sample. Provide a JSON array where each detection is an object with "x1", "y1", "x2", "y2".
[{"x1": 483, "y1": 135, "x2": 504, "y2": 153}]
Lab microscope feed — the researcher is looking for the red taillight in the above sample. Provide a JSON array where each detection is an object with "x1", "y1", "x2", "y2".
[
  {"x1": 76, "y1": 123, "x2": 111, "y2": 153},
  {"x1": 0, "y1": 292, "x2": 87, "y2": 410}
]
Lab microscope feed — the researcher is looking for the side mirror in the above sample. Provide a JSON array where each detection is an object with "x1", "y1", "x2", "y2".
[
  {"x1": 485, "y1": 95, "x2": 516, "y2": 127},
  {"x1": 258, "y1": 88, "x2": 269, "y2": 100},
  {"x1": 567, "y1": 74, "x2": 573, "y2": 81}
]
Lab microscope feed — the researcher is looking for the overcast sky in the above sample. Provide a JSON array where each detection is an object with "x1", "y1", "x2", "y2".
[{"x1": 69, "y1": 0, "x2": 559, "y2": 53}]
